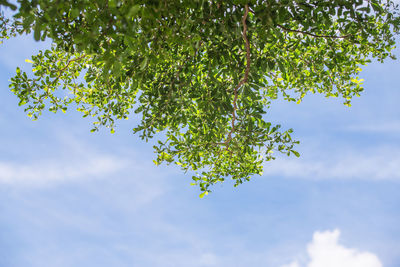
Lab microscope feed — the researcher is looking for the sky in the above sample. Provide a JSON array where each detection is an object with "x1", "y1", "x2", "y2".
[{"x1": 1, "y1": 13, "x2": 400, "y2": 267}]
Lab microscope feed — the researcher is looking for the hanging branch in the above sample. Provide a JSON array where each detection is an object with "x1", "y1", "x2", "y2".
[{"x1": 223, "y1": 3, "x2": 251, "y2": 147}]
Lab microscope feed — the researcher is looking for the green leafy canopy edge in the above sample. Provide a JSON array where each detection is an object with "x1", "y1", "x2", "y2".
[{"x1": 2, "y1": 0, "x2": 400, "y2": 195}]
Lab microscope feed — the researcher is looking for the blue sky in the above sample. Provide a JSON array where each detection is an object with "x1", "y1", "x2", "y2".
[{"x1": 1, "y1": 23, "x2": 400, "y2": 267}]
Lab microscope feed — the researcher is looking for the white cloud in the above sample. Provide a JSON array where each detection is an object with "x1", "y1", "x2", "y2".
[
  {"x1": 263, "y1": 147, "x2": 400, "y2": 180},
  {"x1": 0, "y1": 127, "x2": 170, "y2": 189},
  {"x1": 0, "y1": 154, "x2": 126, "y2": 186},
  {"x1": 282, "y1": 229, "x2": 382, "y2": 267},
  {"x1": 281, "y1": 262, "x2": 300, "y2": 267},
  {"x1": 345, "y1": 121, "x2": 400, "y2": 134}
]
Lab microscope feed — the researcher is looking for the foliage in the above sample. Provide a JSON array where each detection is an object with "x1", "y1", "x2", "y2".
[{"x1": 1, "y1": 0, "x2": 400, "y2": 195}]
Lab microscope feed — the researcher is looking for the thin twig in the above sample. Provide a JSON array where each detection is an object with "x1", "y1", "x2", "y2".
[{"x1": 53, "y1": 54, "x2": 87, "y2": 85}]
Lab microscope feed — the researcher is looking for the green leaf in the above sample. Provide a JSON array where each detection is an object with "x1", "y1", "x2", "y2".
[
  {"x1": 33, "y1": 23, "x2": 41, "y2": 41},
  {"x1": 199, "y1": 191, "x2": 208, "y2": 198},
  {"x1": 128, "y1": 5, "x2": 141, "y2": 18},
  {"x1": 140, "y1": 57, "x2": 148, "y2": 70},
  {"x1": 70, "y1": 8, "x2": 80, "y2": 19},
  {"x1": 292, "y1": 150, "x2": 300, "y2": 157}
]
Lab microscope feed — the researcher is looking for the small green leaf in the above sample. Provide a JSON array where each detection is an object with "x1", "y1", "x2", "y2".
[
  {"x1": 70, "y1": 8, "x2": 80, "y2": 19},
  {"x1": 128, "y1": 5, "x2": 141, "y2": 17},
  {"x1": 33, "y1": 23, "x2": 41, "y2": 41},
  {"x1": 140, "y1": 57, "x2": 148, "y2": 70},
  {"x1": 199, "y1": 191, "x2": 208, "y2": 198}
]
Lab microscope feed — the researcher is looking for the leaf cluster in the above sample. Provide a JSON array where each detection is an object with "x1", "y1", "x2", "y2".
[{"x1": 2, "y1": 0, "x2": 400, "y2": 194}]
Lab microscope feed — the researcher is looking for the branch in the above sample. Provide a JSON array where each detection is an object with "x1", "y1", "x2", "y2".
[
  {"x1": 41, "y1": 54, "x2": 87, "y2": 105},
  {"x1": 53, "y1": 54, "x2": 87, "y2": 85},
  {"x1": 277, "y1": 24, "x2": 352, "y2": 39},
  {"x1": 59, "y1": 54, "x2": 87, "y2": 74},
  {"x1": 223, "y1": 4, "x2": 251, "y2": 147}
]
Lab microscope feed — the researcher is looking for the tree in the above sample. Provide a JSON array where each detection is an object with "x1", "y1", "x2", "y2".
[{"x1": 1, "y1": 0, "x2": 399, "y2": 196}]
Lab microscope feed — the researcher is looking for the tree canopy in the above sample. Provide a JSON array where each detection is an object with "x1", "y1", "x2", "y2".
[{"x1": 1, "y1": 0, "x2": 399, "y2": 196}]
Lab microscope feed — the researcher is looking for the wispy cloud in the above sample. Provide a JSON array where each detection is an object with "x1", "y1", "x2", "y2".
[
  {"x1": 281, "y1": 262, "x2": 300, "y2": 267},
  {"x1": 263, "y1": 146, "x2": 400, "y2": 180},
  {"x1": 0, "y1": 154, "x2": 126, "y2": 186},
  {"x1": 282, "y1": 229, "x2": 382, "y2": 267},
  {"x1": 345, "y1": 121, "x2": 400, "y2": 134}
]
